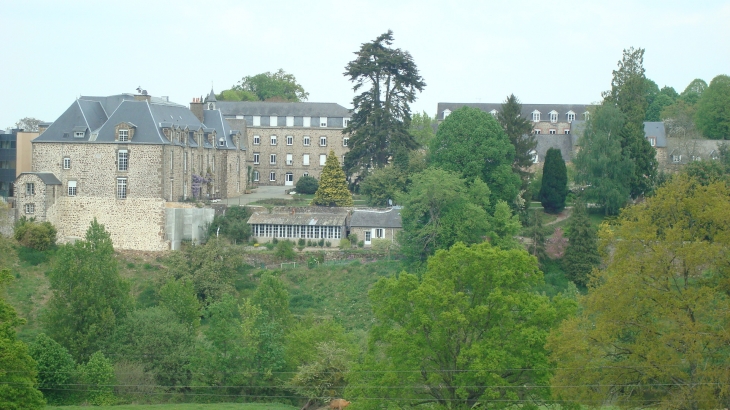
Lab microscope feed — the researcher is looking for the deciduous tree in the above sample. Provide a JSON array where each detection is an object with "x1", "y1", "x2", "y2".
[
  {"x1": 539, "y1": 147, "x2": 568, "y2": 214},
  {"x1": 44, "y1": 219, "x2": 131, "y2": 362},
  {"x1": 430, "y1": 106, "x2": 521, "y2": 205},
  {"x1": 28, "y1": 333, "x2": 76, "y2": 404},
  {"x1": 409, "y1": 111, "x2": 436, "y2": 148},
  {"x1": 343, "y1": 30, "x2": 425, "y2": 176},
  {"x1": 695, "y1": 74, "x2": 730, "y2": 139},
  {"x1": 220, "y1": 69, "x2": 308, "y2": 102},
  {"x1": 14, "y1": 117, "x2": 42, "y2": 132},
  {"x1": 548, "y1": 175, "x2": 730, "y2": 409},
  {"x1": 312, "y1": 151, "x2": 353, "y2": 207}
]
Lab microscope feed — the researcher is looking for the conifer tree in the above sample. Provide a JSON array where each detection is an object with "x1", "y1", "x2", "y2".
[
  {"x1": 539, "y1": 148, "x2": 568, "y2": 214},
  {"x1": 312, "y1": 151, "x2": 353, "y2": 207},
  {"x1": 498, "y1": 94, "x2": 536, "y2": 185},
  {"x1": 525, "y1": 210, "x2": 547, "y2": 262},
  {"x1": 562, "y1": 201, "x2": 600, "y2": 286}
]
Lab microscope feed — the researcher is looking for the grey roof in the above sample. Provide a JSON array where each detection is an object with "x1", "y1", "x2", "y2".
[
  {"x1": 203, "y1": 109, "x2": 242, "y2": 150},
  {"x1": 18, "y1": 172, "x2": 61, "y2": 185},
  {"x1": 350, "y1": 208, "x2": 402, "y2": 228},
  {"x1": 248, "y1": 207, "x2": 349, "y2": 226},
  {"x1": 644, "y1": 122, "x2": 667, "y2": 148},
  {"x1": 437, "y1": 102, "x2": 594, "y2": 122},
  {"x1": 205, "y1": 89, "x2": 217, "y2": 103},
  {"x1": 80, "y1": 94, "x2": 185, "y2": 116},
  {"x1": 217, "y1": 101, "x2": 351, "y2": 118},
  {"x1": 534, "y1": 135, "x2": 573, "y2": 162},
  {"x1": 34, "y1": 99, "x2": 106, "y2": 142}
]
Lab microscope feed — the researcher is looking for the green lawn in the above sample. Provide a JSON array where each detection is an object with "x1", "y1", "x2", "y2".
[{"x1": 46, "y1": 403, "x2": 298, "y2": 410}]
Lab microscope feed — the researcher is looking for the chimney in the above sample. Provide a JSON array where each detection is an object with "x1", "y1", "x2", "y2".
[{"x1": 190, "y1": 97, "x2": 204, "y2": 122}]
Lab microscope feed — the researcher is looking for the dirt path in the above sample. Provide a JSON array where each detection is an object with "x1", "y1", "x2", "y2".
[{"x1": 546, "y1": 206, "x2": 572, "y2": 226}]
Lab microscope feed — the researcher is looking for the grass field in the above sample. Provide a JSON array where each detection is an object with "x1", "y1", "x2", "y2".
[{"x1": 46, "y1": 402, "x2": 298, "y2": 410}]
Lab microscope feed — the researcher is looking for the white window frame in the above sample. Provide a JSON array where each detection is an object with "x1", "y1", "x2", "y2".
[
  {"x1": 117, "y1": 177, "x2": 127, "y2": 199},
  {"x1": 286, "y1": 154, "x2": 293, "y2": 165},
  {"x1": 320, "y1": 117, "x2": 328, "y2": 127},
  {"x1": 253, "y1": 116, "x2": 261, "y2": 126},
  {"x1": 443, "y1": 109, "x2": 451, "y2": 119},
  {"x1": 375, "y1": 228, "x2": 384, "y2": 238},
  {"x1": 269, "y1": 171, "x2": 276, "y2": 182},
  {"x1": 26, "y1": 182, "x2": 35, "y2": 196},
  {"x1": 584, "y1": 112, "x2": 590, "y2": 121},
  {"x1": 63, "y1": 157, "x2": 71, "y2": 169},
  {"x1": 343, "y1": 137, "x2": 349, "y2": 147},
  {"x1": 119, "y1": 129, "x2": 129, "y2": 141},
  {"x1": 253, "y1": 153, "x2": 260, "y2": 165},
  {"x1": 286, "y1": 116, "x2": 294, "y2": 127},
  {"x1": 67, "y1": 180, "x2": 77, "y2": 196},
  {"x1": 270, "y1": 154, "x2": 277, "y2": 165},
  {"x1": 303, "y1": 154, "x2": 310, "y2": 166},
  {"x1": 549, "y1": 129, "x2": 557, "y2": 135},
  {"x1": 270, "y1": 116, "x2": 278, "y2": 127},
  {"x1": 270, "y1": 135, "x2": 277, "y2": 145},
  {"x1": 286, "y1": 135, "x2": 293, "y2": 145},
  {"x1": 532, "y1": 111, "x2": 541, "y2": 122},
  {"x1": 303, "y1": 117, "x2": 311, "y2": 127},
  {"x1": 74, "y1": 131, "x2": 84, "y2": 138},
  {"x1": 673, "y1": 154, "x2": 682, "y2": 163},
  {"x1": 285, "y1": 172, "x2": 294, "y2": 183},
  {"x1": 25, "y1": 203, "x2": 34, "y2": 214},
  {"x1": 118, "y1": 150, "x2": 129, "y2": 171},
  {"x1": 564, "y1": 130, "x2": 570, "y2": 135},
  {"x1": 320, "y1": 154, "x2": 327, "y2": 166},
  {"x1": 320, "y1": 136, "x2": 327, "y2": 147},
  {"x1": 549, "y1": 111, "x2": 558, "y2": 123},
  {"x1": 343, "y1": 118, "x2": 350, "y2": 127},
  {"x1": 253, "y1": 135, "x2": 260, "y2": 145},
  {"x1": 567, "y1": 111, "x2": 576, "y2": 122},
  {"x1": 533, "y1": 129, "x2": 541, "y2": 135},
  {"x1": 253, "y1": 171, "x2": 260, "y2": 182},
  {"x1": 303, "y1": 136, "x2": 311, "y2": 146}
]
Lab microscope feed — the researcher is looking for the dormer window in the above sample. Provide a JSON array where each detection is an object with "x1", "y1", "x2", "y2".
[
  {"x1": 443, "y1": 109, "x2": 451, "y2": 119},
  {"x1": 119, "y1": 129, "x2": 129, "y2": 142},
  {"x1": 489, "y1": 109, "x2": 498, "y2": 117},
  {"x1": 549, "y1": 111, "x2": 558, "y2": 123},
  {"x1": 218, "y1": 137, "x2": 225, "y2": 147},
  {"x1": 303, "y1": 117, "x2": 311, "y2": 127},
  {"x1": 208, "y1": 102, "x2": 214, "y2": 110},
  {"x1": 320, "y1": 117, "x2": 328, "y2": 127},
  {"x1": 566, "y1": 111, "x2": 576, "y2": 122},
  {"x1": 270, "y1": 116, "x2": 278, "y2": 127},
  {"x1": 534, "y1": 129, "x2": 541, "y2": 135},
  {"x1": 532, "y1": 111, "x2": 541, "y2": 122},
  {"x1": 75, "y1": 131, "x2": 84, "y2": 138},
  {"x1": 253, "y1": 116, "x2": 261, "y2": 126},
  {"x1": 583, "y1": 111, "x2": 590, "y2": 121},
  {"x1": 343, "y1": 118, "x2": 350, "y2": 127}
]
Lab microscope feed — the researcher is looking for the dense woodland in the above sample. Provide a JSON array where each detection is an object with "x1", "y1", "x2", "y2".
[{"x1": 2, "y1": 33, "x2": 730, "y2": 410}]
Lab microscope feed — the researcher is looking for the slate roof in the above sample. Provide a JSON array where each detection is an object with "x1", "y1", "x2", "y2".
[
  {"x1": 247, "y1": 207, "x2": 349, "y2": 226},
  {"x1": 217, "y1": 101, "x2": 351, "y2": 118},
  {"x1": 203, "y1": 109, "x2": 243, "y2": 150},
  {"x1": 18, "y1": 172, "x2": 61, "y2": 185},
  {"x1": 437, "y1": 103, "x2": 594, "y2": 122},
  {"x1": 534, "y1": 135, "x2": 573, "y2": 162},
  {"x1": 644, "y1": 122, "x2": 667, "y2": 148},
  {"x1": 350, "y1": 208, "x2": 402, "y2": 228}
]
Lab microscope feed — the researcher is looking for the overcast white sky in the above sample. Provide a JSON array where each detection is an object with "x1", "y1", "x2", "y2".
[{"x1": 2, "y1": 0, "x2": 728, "y2": 129}]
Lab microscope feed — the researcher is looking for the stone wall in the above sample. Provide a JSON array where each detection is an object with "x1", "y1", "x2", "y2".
[
  {"x1": 14, "y1": 173, "x2": 57, "y2": 222},
  {"x1": 0, "y1": 198, "x2": 13, "y2": 237},
  {"x1": 350, "y1": 226, "x2": 400, "y2": 246}
]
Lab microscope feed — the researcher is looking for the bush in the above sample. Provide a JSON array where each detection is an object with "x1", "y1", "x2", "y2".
[
  {"x1": 17, "y1": 246, "x2": 49, "y2": 266},
  {"x1": 318, "y1": 238, "x2": 325, "y2": 247},
  {"x1": 207, "y1": 206, "x2": 252, "y2": 243},
  {"x1": 339, "y1": 237, "x2": 351, "y2": 249},
  {"x1": 275, "y1": 240, "x2": 297, "y2": 261},
  {"x1": 298, "y1": 238, "x2": 306, "y2": 247},
  {"x1": 348, "y1": 233, "x2": 358, "y2": 244},
  {"x1": 296, "y1": 175, "x2": 319, "y2": 194},
  {"x1": 14, "y1": 217, "x2": 56, "y2": 251},
  {"x1": 325, "y1": 241, "x2": 331, "y2": 248},
  {"x1": 78, "y1": 351, "x2": 116, "y2": 405},
  {"x1": 358, "y1": 240, "x2": 364, "y2": 248},
  {"x1": 29, "y1": 333, "x2": 77, "y2": 405}
]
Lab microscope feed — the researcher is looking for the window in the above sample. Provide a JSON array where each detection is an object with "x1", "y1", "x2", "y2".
[
  {"x1": 63, "y1": 157, "x2": 71, "y2": 169},
  {"x1": 26, "y1": 183, "x2": 34, "y2": 196},
  {"x1": 583, "y1": 112, "x2": 590, "y2": 121},
  {"x1": 67, "y1": 180, "x2": 77, "y2": 196},
  {"x1": 119, "y1": 129, "x2": 129, "y2": 141},
  {"x1": 270, "y1": 116, "x2": 278, "y2": 127},
  {"x1": 303, "y1": 171, "x2": 309, "y2": 177},
  {"x1": 443, "y1": 109, "x2": 451, "y2": 119},
  {"x1": 117, "y1": 178, "x2": 127, "y2": 199},
  {"x1": 343, "y1": 137, "x2": 349, "y2": 147},
  {"x1": 253, "y1": 135, "x2": 260, "y2": 145},
  {"x1": 253, "y1": 116, "x2": 261, "y2": 126},
  {"x1": 286, "y1": 154, "x2": 293, "y2": 165},
  {"x1": 184, "y1": 153, "x2": 187, "y2": 171},
  {"x1": 549, "y1": 111, "x2": 558, "y2": 123},
  {"x1": 567, "y1": 111, "x2": 576, "y2": 122},
  {"x1": 270, "y1": 154, "x2": 277, "y2": 165},
  {"x1": 269, "y1": 172, "x2": 276, "y2": 181},
  {"x1": 286, "y1": 116, "x2": 294, "y2": 127},
  {"x1": 253, "y1": 171, "x2": 260, "y2": 182},
  {"x1": 320, "y1": 154, "x2": 327, "y2": 166},
  {"x1": 218, "y1": 138, "x2": 225, "y2": 147},
  {"x1": 489, "y1": 109, "x2": 498, "y2": 117},
  {"x1": 303, "y1": 154, "x2": 310, "y2": 165},
  {"x1": 74, "y1": 131, "x2": 84, "y2": 138},
  {"x1": 673, "y1": 155, "x2": 682, "y2": 163},
  {"x1": 118, "y1": 150, "x2": 128, "y2": 171},
  {"x1": 303, "y1": 136, "x2": 311, "y2": 146},
  {"x1": 375, "y1": 228, "x2": 384, "y2": 238},
  {"x1": 253, "y1": 153, "x2": 260, "y2": 164},
  {"x1": 564, "y1": 129, "x2": 570, "y2": 135},
  {"x1": 365, "y1": 231, "x2": 371, "y2": 242},
  {"x1": 533, "y1": 129, "x2": 541, "y2": 135},
  {"x1": 549, "y1": 129, "x2": 557, "y2": 135},
  {"x1": 286, "y1": 135, "x2": 293, "y2": 145},
  {"x1": 343, "y1": 118, "x2": 350, "y2": 127},
  {"x1": 270, "y1": 135, "x2": 277, "y2": 145},
  {"x1": 25, "y1": 203, "x2": 34, "y2": 214},
  {"x1": 320, "y1": 117, "x2": 328, "y2": 127},
  {"x1": 286, "y1": 172, "x2": 293, "y2": 183},
  {"x1": 532, "y1": 111, "x2": 541, "y2": 122},
  {"x1": 320, "y1": 136, "x2": 327, "y2": 147},
  {"x1": 303, "y1": 117, "x2": 311, "y2": 127}
]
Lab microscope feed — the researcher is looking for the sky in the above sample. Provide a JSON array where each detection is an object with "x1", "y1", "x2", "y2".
[{"x1": 1, "y1": 0, "x2": 729, "y2": 129}]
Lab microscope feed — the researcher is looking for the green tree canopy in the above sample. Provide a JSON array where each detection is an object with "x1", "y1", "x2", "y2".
[
  {"x1": 359, "y1": 165, "x2": 408, "y2": 206},
  {"x1": 574, "y1": 105, "x2": 634, "y2": 215},
  {"x1": 498, "y1": 94, "x2": 537, "y2": 184},
  {"x1": 645, "y1": 93, "x2": 674, "y2": 121},
  {"x1": 219, "y1": 69, "x2": 308, "y2": 102},
  {"x1": 695, "y1": 74, "x2": 730, "y2": 139},
  {"x1": 397, "y1": 169, "x2": 491, "y2": 263},
  {"x1": 561, "y1": 201, "x2": 600, "y2": 286},
  {"x1": 0, "y1": 270, "x2": 45, "y2": 409},
  {"x1": 409, "y1": 111, "x2": 436, "y2": 148},
  {"x1": 430, "y1": 106, "x2": 521, "y2": 205},
  {"x1": 312, "y1": 151, "x2": 353, "y2": 207},
  {"x1": 44, "y1": 219, "x2": 131, "y2": 362},
  {"x1": 659, "y1": 85, "x2": 679, "y2": 100},
  {"x1": 28, "y1": 333, "x2": 76, "y2": 404},
  {"x1": 549, "y1": 175, "x2": 730, "y2": 409},
  {"x1": 348, "y1": 242, "x2": 576, "y2": 409},
  {"x1": 539, "y1": 147, "x2": 568, "y2": 214},
  {"x1": 680, "y1": 78, "x2": 708, "y2": 105},
  {"x1": 343, "y1": 30, "x2": 425, "y2": 176}
]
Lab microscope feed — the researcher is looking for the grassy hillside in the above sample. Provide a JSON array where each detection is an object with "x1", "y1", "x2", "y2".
[{"x1": 46, "y1": 403, "x2": 298, "y2": 410}]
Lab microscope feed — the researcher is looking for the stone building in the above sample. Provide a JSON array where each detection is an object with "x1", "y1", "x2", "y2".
[
  {"x1": 247, "y1": 206, "x2": 349, "y2": 245},
  {"x1": 193, "y1": 91, "x2": 351, "y2": 187},
  {"x1": 349, "y1": 207, "x2": 402, "y2": 246},
  {"x1": 14, "y1": 93, "x2": 245, "y2": 250}
]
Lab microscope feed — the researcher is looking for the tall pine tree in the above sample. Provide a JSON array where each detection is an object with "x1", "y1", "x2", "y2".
[
  {"x1": 602, "y1": 47, "x2": 657, "y2": 197},
  {"x1": 498, "y1": 94, "x2": 536, "y2": 185},
  {"x1": 312, "y1": 151, "x2": 353, "y2": 207},
  {"x1": 539, "y1": 148, "x2": 568, "y2": 214},
  {"x1": 562, "y1": 201, "x2": 600, "y2": 286}
]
